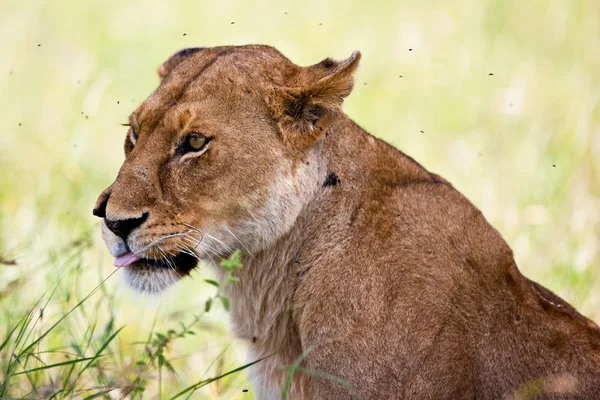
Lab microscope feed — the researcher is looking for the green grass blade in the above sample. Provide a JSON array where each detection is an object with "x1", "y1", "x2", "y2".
[
  {"x1": 82, "y1": 388, "x2": 115, "y2": 400},
  {"x1": 281, "y1": 346, "x2": 313, "y2": 400},
  {"x1": 169, "y1": 357, "x2": 266, "y2": 400},
  {"x1": 11, "y1": 356, "x2": 98, "y2": 376},
  {"x1": 0, "y1": 317, "x2": 23, "y2": 354},
  {"x1": 0, "y1": 306, "x2": 38, "y2": 395},
  {"x1": 77, "y1": 326, "x2": 125, "y2": 379},
  {"x1": 47, "y1": 389, "x2": 64, "y2": 400},
  {"x1": 16, "y1": 270, "x2": 67, "y2": 356},
  {"x1": 295, "y1": 367, "x2": 362, "y2": 399},
  {"x1": 19, "y1": 268, "x2": 119, "y2": 357}
]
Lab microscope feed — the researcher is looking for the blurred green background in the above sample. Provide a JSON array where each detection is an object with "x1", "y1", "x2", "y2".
[{"x1": 1, "y1": 0, "x2": 599, "y2": 398}]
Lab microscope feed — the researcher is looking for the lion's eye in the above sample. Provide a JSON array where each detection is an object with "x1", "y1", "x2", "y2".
[
  {"x1": 122, "y1": 123, "x2": 138, "y2": 144},
  {"x1": 130, "y1": 127, "x2": 138, "y2": 143},
  {"x1": 184, "y1": 134, "x2": 210, "y2": 152}
]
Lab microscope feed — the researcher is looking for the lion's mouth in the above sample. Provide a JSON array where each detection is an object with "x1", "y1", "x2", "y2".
[{"x1": 114, "y1": 251, "x2": 198, "y2": 275}]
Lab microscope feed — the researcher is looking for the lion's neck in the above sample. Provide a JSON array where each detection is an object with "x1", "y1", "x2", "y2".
[
  {"x1": 220, "y1": 115, "x2": 431, "y2": 396},
  {"x1": 221, "y1": 209, "x2": 309, "y2": 397}
]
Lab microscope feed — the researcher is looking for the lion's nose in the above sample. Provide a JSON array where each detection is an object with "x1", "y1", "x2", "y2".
[
  {"x1": 105, "y1": 212, "x2": 149, "y2": 242},
  {"x1": 93, "y1": 189, "x2": 149, "y2": 241},
  {"x1": 93, "y1": 190, "x2": 110, "y2": 219}
]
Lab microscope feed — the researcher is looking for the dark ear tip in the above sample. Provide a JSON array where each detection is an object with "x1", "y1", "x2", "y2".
[
  {"x1": 177, "y1": 47, "x2": 205, "y2": 56},
  {"x1": 158, "y1": 47, "x2": 206, "y2": 79},
  {"x1": 333, "y1": 51, "x2": 361, "y2": 73},
  {"x1": 347, "y1": 51, "x2": 361, "y2": 66}
]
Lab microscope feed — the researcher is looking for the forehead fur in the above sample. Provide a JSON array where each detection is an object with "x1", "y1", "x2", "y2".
[
  {"x1": 133, "y1": 45, "x2": 360, "y2": 145},
  {"x1": 136, "y1": 45, "x2": 301, "y2": 129}
]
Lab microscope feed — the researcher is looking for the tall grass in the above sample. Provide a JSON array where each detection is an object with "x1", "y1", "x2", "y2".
[
  {"x1": 0, "y1": 243, "x2": 351, "y2": 398},
  {"x1": 0, "y1": 249, "x2": 256, "y2": 398}
]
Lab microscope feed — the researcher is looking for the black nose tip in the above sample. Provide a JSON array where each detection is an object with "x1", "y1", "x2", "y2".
[
  {"x1": 105, "y1": 212, "x2": 149, "y2": 242},
  {"x1": 93, "y1": 193, "x2": 109, "y2": 218}
]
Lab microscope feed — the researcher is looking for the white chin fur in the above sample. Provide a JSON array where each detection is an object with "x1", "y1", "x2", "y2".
[{"x1": 121, "y1": 265, "x2": 182, "y2": 294}]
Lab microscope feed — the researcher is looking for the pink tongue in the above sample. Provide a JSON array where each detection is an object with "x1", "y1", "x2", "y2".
[{"x1": 114, "y1": 252, "x2": 141, "y2": 267}]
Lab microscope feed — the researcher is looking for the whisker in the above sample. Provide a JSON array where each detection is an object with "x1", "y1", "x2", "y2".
[
  {"x1": 182, "y1": 237, "x2": 219, "y2": 268},
  {"x1": 181, "y1": 232, "x2": 208, "y2": 252},
  {"x1": 182, "y1": 238, "x2": 217, "y2": 261},
  {"x1": 181, "y1": 223, "x2": 205, "y2": 242},
  {"x1": 182, "y1": 235, "x2": 221, "y2": 256},
  {"x1": 175, "y1": 243, "x2": 203, "y2": 264},
  {"x1": 176, "y1": 245, "x2": 198, "y2": 260},
  {"x1": 158, "y1": 245, "x2": 178, "y2": 274},
  {"x1": 246, "y1": 209, "x2": 262, "y2": 227},
  {"x1": 182, "y1": 223, "x2": 236, "y2": 254},
  {"x1": 184, "y1": 230, "x2": 205, "y2": 250},
  {"x1": 129, "y1": 232, "x2": 190, "y2": 261},
  {"x1": 223, "y1": 226, "x2": 256, "y2": 260}
]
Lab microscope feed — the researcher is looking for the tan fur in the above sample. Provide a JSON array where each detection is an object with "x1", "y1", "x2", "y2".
[{"x1": 94, "y1": 45, "x2": 600, "y2": 399}]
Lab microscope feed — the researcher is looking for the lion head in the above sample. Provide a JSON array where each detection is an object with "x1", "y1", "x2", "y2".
[{"x1": 93, "y1": 45, "x2": 360, "y2": 293}]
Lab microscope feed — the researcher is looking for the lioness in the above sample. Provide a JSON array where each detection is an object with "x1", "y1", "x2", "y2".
[{"x1": 93, "y1": 45, "x2": 600, "y2": 399}]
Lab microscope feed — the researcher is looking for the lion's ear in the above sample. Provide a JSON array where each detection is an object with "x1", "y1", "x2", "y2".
[
  {"x1": 157, "y1": 47, "x2": 205, "y2": 80},
  {"x1": 271, "y1": 51, "x2": 361, "y2": 149}
]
